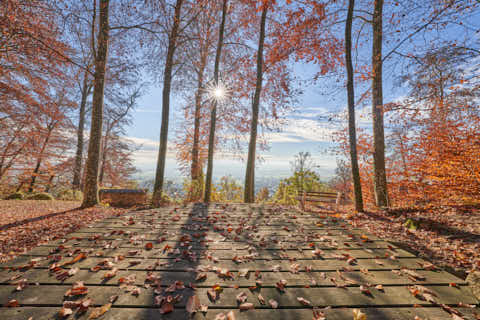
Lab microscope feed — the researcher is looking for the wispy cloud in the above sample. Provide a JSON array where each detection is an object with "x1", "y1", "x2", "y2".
[
  {"x1": 134, "y1": 108, "x2": 162, "y2": 114},
  {"x1": 265, "y1": 118, "x2": 336, "y2": 143},
  {"x1": 127, "y1": 136, "x2": 159, "y2": 149}
]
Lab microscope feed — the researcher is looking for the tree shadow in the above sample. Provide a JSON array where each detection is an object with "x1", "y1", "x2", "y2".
[
  {"x1": 406, "y1": 217, "x2": 480, "y2": 243},
  {"x1": 147, "y1": 202, "x2": 211, "y2": 317},
  {"x1": 0, "y1": 207, "x2": 83, "y2": 231}
]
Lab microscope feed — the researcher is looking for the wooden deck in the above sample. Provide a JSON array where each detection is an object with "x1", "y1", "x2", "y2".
[{"x1": 0, "y1": 203, "x2": 478, "y2": 319}]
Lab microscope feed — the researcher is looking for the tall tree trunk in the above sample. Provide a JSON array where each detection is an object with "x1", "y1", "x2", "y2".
[
  {"x1": 244, "y1": 5, "x2": 267, "y2": 203},
  {"x1": 204, "y1": 0, "x2": 228, "y2": 203},
  {"x1": 45, "y1": 174, "x2": 55, "y2": 192},
  {"x1": 16, "y1": 182, "x2": 24, "y2": 193},
  {"x1": 99, "y1": 134, "x2": 108, "y2": 185},
  {"x1": 345, "y1": 0, "x2": 363, "y2": 212},
  {"x1": 82, "y1": 0, "x2": 110, "y2": 208},
  {"x1": 72, "y1": 69, "x2": 90, "y2": 190},
  {"x1": 191, "y1": 53, "x2": 207, "y2": 181},
  {"x1": 28, "y1": 129, "x2": 52, "y2": 193},
  {"x1": 152, "y1": 0, "x2": 184, "y2": 206},
  {"x1": 372, "y1": 0, "x2": 388, "y2": 207}
]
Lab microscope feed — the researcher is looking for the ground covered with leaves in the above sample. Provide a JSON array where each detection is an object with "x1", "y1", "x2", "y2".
[
  {"x1": 0, "y1": 203, "x2": 478, "y2": 319},
  {"x1": 337, "y1": 204, "x2": 480, "y2": 278},
  {"x1": 0, "y1": 200, "x2": 127, "y2": 262}
]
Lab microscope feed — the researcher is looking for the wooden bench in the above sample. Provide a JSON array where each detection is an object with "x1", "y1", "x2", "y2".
[
  {"x1": 296, "y1": 190, "x2": 341, "y2": 211},
  {"x1": 99, "y1": 189, "x2": 147, "y2": 207}
]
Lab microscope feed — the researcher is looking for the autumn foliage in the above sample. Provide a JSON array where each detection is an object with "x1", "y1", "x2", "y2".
[
  {"x1": 334, "y1": 55, "x2": 480, "y2": 206},
  {"x1": 1, "y1": 0, "x2": 139, "y2": 197}
]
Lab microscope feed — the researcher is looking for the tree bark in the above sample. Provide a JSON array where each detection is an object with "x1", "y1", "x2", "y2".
[
  {"x1": 244, "y1": 5, "x2": 267, "y2": 203},
  {"x1": 99, "y1": 134, "x2": 108, "y2": 185},
  {"x1": 81, "y1": 0, "x2": 110, "y2": 208},
  {"x1": 191, "y1": 53, "x2": 207, "y2": 182},
  {"x1": 372, "y1": 0, "x2": 388, "y2": 207},
  {"x1": 28, "y1": 127, "x2": 52, "y2": 193},
  {"x1": 72, "y1": 69, "x2": 91, "y2": 191},
  {"x1": 204, "y1": 0, "x2": 228, "y2": 203},
  {"x1": 345, "y1": 0, "x2": 363, "y2": 212},
  {"x1": 152, "y1": 0, "x2": 184, "y2": 206}
]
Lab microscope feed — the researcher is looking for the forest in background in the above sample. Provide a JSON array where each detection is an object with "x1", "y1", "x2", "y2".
[{"x1": 1, "y1": 0, "x2": 479, "y2": 209}]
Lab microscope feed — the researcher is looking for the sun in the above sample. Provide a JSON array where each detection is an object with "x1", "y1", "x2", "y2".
[
  {"x1": 206, "y1": 81, "x2": 229, "y2": 103},
  {"x1": 213, "y1": 86, "x2": 225, "y2": 99}
]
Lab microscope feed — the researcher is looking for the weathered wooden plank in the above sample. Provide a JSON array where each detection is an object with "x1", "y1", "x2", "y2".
[
  {"x1": 1, "y1": 256, "x2": 429, "y2": 272},
  {"x1": 81, "y1": 224, "x2": 366, "y2": 235},
  {"x1": 40, "y1": 239, "x2": 395, "y2": 250},
  {"x1": 45, "y1": 230, "x2": 384, "y2": 242},
  {"x1": 19, "y1": 245, "x2": 415, "y2": 260},
  {"x1": 0, "y1": 269, "x2": 465, "y2": 287},
  {"x1": 0, "y1": 285, "x2": 476, "y2": 308},
  {"x1": 0, "y1": 306, "x2": 478, "y2": 320}
]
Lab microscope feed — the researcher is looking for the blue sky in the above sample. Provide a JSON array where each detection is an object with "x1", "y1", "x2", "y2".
[{"x1": 125, "y1": 61, "x2": 342, "y2": 183}]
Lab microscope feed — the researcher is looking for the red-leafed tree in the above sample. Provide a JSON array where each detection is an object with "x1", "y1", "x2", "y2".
[
  {"x1": 243, "y1": 0, "x2": 341, "y2": 202},
  {"x1": 0, "y1": 0, "x2": 72, "y2": 192}
]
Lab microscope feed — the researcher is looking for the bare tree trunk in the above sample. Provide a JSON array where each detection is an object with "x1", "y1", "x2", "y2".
[
  {"x1": 99, "y1": 134, "x2": 108, "y2": 185},
  {"x1": 372, "y1": 0, "x2": 388, "y2": 207},
  {"x1": 16, "y1": 182, "x2": 24, "y2": 193},
  {"x1": 244, "y1": 5, "x2": 267, "y2": 203},
  {"x1": 152, "y1": 0, "x2": 184, "y2": 206},
  {"x1": 28, "y1": 129, "x2": 52, "y2": 193},
  {"x1": 45, "y1": 174, "x2": 55, "y2": 193},
  {"x1": 191, "y1": 53, "x2": 207, "y2": 182},
  {"x1": 72, "y1": 69, "x2": 91, "y2": 190},
  {"x1": 82, "y1": 0, "x2": 110, "y2": 208},
  {"x1": 204, "y1": 0, "x2": 228, "y2": 203},
  {"x1": 345, "y1": 0, "x2": 363, "y2": 212}
]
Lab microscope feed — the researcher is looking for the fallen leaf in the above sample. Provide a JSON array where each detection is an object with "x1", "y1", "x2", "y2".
[
  {"x1": 297, "y1": 297, "x2": 311, "y2": 306},
  {"x1": 402, "y1": 269, "x2": 426, "y2": 281},
  {"x1": 276, "y1": 279, "x2": 287, "y2": 292},
  {"x1": 64, "y1": 253, "x2": 86, "y2": 266},
  {"x1": 313, "y1": 307, "x2": 326, "y2": 320},
  {"x1": 15, "y1": 278, "x2": 28, "y2": 291},
  {"x1": 58, "y1": 307, "x2": 73, "y2": 318},
  {"x1": 78, "y1": 298, "x2": 92, "y2": 314},
  {"x1": 88, "y1": 303, "x2": 112, "y2": 319},
  {"x1": 269, "y1": 299, "x2": 278, "y2": 309},
  {"x1": 65, "y1": 281, "x2": 88, "y2": 297},
  {"x1": 68, "y1": 267, "x2": 79, "y2": 276},
  {"x1": 236, "y1": 291, "x2": 248, "y2": 304},
  {"x1": 215, "y1": 313, "x2": 226, "y2": 320},
  {"x1": 239, "y1": 268, "x2": 249, "y2": 277},
  {"x1": 160, "y1": 302, "x2": 174, "y2": 314},
  {"x1": 207, "y1": 288, "x2": 217, "y2": 301},
  {"x1": 239, "y1": 302, "x2": 254, "y2": 310},
  {"x1": 360, "y1": 285, "x2": 372, "y2": 296},
  {"x1": 257, "y1": 294, "x2": 265, "y2": 305},
  {"x1": 4, "y1": 299, "x2": 19, "y2": 307},
  {"x1": 196, "y1": 273, "x2": 207, "y2": 281},
  {"x1": 102, "y1": 267, "x2": 118, "y2": 279},
  {"x1": 353, "y1": 308, "x2": 367, "y2": 320}
]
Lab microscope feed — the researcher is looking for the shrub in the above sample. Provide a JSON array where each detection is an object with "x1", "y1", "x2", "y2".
[
  {"x1": 4, "y1": 192, "x2": 24, "y2": 200},
  {"x1": 25, "y1": 192, "x2": 54, "y2": 200},
  {"x1": 56, "y1": 189, "x2": 83, "y2": 201}
]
